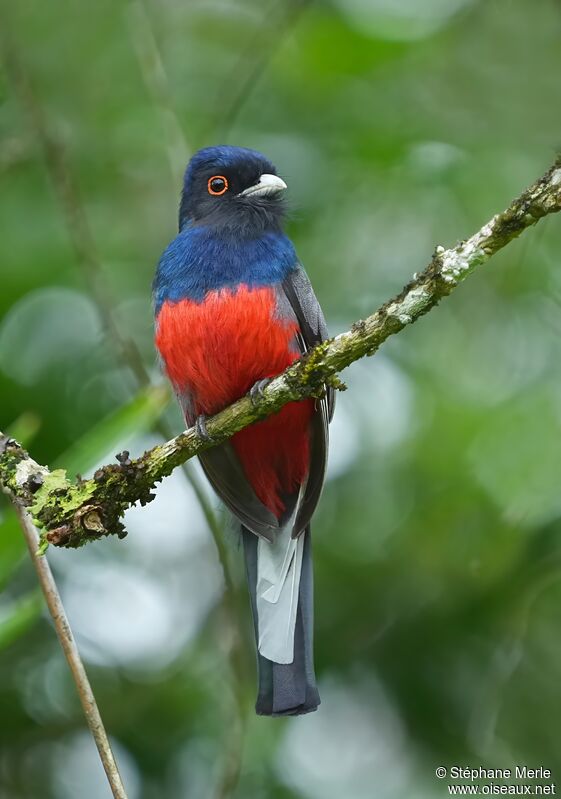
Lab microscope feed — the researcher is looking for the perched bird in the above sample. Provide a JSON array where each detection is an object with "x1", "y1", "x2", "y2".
[{"x1": 153, "y1": 145, "x2": 333, "y2": 716}]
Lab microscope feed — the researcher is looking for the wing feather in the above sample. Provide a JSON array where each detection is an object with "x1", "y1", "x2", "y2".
[{"x1": 281, "y1": 265, "x2": 335, "y2": 421}]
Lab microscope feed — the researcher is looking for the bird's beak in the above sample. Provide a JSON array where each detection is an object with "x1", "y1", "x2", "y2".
[{"x1": 239, "y1": 174, "x2": 288, "y2": 198}]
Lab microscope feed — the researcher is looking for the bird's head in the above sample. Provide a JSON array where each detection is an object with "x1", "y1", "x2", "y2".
[{"x1": 178, "y1": 145, "x2": 288, "y2": 235}]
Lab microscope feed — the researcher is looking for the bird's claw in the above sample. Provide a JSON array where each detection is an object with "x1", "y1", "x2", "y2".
[
  {"x1": 195, "y1": 414, "x2": 215, "y2": 442},
  {"x1": 250, "y1": 378, "x2": 271, "y2": 406}
]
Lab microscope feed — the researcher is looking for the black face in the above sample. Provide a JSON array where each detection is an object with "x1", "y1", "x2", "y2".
[{"x1": 178, "y1": 146, "x2": 287, "y2": 235}]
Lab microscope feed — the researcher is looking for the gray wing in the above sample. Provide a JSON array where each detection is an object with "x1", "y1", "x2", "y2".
[
  {"x1": 178, "y1": 388, "x2": 280, "y2": 542},
  {"x1": 199, "y1": 445, "x2": 280, "y2": 540},
  {"x1": 281, "y1": 264, "x2": 335, "y2": 421},
  {"x1": 281, "y1": 264, "x2": 333, "y2": 537}
]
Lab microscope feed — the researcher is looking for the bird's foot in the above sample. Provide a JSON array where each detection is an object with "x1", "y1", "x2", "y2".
[
  {"x1": 250, "y1": 378, "x2": 271, "y2": 406},
  {"x1": 195, "y1": 414, "x2": 215, "y2": 443}
]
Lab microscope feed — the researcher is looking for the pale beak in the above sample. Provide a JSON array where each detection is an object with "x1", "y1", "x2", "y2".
[{"x1": 239, "y1": 173, "x2": 287, "y2": 198}]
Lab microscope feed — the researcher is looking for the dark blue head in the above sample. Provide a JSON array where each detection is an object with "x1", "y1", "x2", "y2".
[{"x1": 178, "y1": 146, "x2": 288, "y2": 236}]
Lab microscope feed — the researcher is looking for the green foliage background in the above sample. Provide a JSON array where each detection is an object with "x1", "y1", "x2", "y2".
[{"x1": 1, "y1": 1, "x2": 561, "y2": 797}]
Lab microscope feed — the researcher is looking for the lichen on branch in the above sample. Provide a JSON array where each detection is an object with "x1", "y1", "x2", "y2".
[{"x1": 2, "y1": 157, "x2": 561, "y2": 551}]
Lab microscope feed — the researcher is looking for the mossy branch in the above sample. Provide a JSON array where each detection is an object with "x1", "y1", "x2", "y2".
[{"x1": 2, "y1": 158, "x2": 561, "y2": 551}]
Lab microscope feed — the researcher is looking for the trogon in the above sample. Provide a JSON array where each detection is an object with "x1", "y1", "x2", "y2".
[{"x1": 153, "y1": 146, "x2": 334, "y2": 716}]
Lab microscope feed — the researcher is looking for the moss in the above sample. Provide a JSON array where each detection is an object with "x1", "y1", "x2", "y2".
[
  {"x1": 326, "y1": 374, "x2": 347, "y2": 392},
  {"x1": 0, "y1": 441, "x2": 25, "y2": 494},
  {"x1": 29, "y1": 470, "x2": 72, "y2": 519},
  {"x1": 297, "y1": 340, "x2": 332, "y2": 395}
]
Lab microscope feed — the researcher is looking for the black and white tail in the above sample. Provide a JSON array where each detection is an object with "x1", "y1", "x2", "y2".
[{"x1": 242, "y1": 525, "x2": 320, "y2": 716}]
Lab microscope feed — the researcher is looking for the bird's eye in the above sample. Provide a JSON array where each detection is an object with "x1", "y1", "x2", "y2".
[{"x1": 208, "y1": 175, "x2": 228, "y2": 196}]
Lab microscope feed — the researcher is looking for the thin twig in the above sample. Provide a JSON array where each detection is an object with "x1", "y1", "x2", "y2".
[
  {"x1": 126, "y1": 0, "x2": 190, "y2": 184},
  {"x1": 0, "y1": 32, "x2": 148, "y2": 387},
  {"x1": 13, "y1": 502, "x2": 128, "y2": 799},
  {"x1": 213, "y1": 0, "x2": 312, "y2": 141}
]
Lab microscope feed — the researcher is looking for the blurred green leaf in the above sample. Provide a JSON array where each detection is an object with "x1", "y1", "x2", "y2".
[
  {"x1": 6, "y1": 411, "x2": 42, "y2": 446},
  {"x1": 0, "y1": 511, "x2": 26, "y2": 590},
  {"x1": 0, "y1": 590, "x2": 42, "y2": 650},
  {"x1": 55, "y1": 384, "x2": 170, "y2": 478}
]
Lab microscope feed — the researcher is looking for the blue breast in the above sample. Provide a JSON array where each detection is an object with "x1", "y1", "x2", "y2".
[{"x1": 153, "y1": 227, "x2": 297, "y2": 314}]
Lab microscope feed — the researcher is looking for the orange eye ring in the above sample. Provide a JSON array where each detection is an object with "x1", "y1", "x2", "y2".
[{"x1": 208, "y1": 175, "x2": 229, "y2": 196}]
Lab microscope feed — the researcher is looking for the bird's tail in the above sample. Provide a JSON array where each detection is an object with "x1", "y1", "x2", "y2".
[{"x1": 242, "y1": 524, "x2": 320, "y2": 716}]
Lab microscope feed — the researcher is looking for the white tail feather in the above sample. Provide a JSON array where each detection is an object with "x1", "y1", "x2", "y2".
[{"x1": 256, "y1": 525, "x2": 305, "y2": 664}]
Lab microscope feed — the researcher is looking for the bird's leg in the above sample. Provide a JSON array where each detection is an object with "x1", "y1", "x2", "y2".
[
  {"x1": 249, "y1": 378, "x2": 272, "y2": 406},
  {"x1": 195, "y1": 414, "x2": 215, "y2": 442}
]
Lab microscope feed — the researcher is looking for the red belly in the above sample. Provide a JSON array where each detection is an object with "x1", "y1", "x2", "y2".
[{"x1": 155, "y1": 285, "x2": 312, "y2": 517}]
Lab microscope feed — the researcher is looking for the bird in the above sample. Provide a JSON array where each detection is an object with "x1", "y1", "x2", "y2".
[{"x1": 153, "y1": 145, "x2": 334, "y2": 716}]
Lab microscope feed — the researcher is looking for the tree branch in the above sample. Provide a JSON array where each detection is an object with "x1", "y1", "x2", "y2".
[{"x1": 2, "y1": 158, "x2": 561, "y2": 550}]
